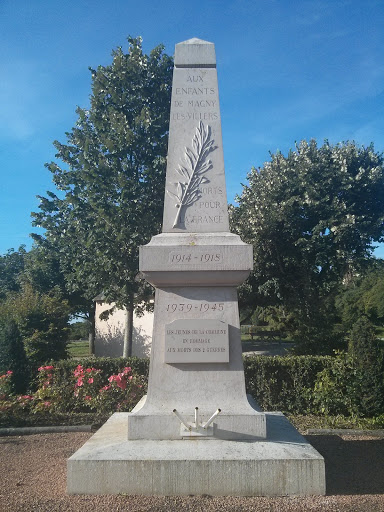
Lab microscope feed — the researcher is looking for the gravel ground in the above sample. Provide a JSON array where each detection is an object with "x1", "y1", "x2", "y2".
[{"x1": 1, "y1": 431, "x2": 384, "y2": 511}]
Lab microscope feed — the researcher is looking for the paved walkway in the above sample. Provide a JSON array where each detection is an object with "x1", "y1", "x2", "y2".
[{"x1": 242, "y1": 341, "x2": 294, "y2": 356}]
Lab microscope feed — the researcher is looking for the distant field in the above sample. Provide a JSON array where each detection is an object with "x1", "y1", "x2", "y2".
[{"x1": 67, "y1": 340, "x2": 89, "y2": 358}]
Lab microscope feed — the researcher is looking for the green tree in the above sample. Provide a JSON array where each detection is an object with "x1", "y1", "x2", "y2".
[
  {"x1": 231, "y1": 140, "x2": 384, "y2": 353},
  {"x1": 0, "y1": 246, "x2": 26, "y2": 300},
  {"x1": 69, "y1": 321, "x2": 89, "y2": 340},
  {"x1": 336, "y1": 260, "x2": 384, "y2": 329},
  {"x1": 32, "y1": 37, "x2": 173, "y2": 356}
]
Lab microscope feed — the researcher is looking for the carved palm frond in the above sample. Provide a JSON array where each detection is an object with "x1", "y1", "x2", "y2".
[{"x1": 167, "y1": 122, "x2": 216, "y2": 228}]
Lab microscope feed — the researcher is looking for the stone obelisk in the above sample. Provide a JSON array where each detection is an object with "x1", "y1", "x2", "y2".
[
  {"x1": 130, "y1": 38, "x2": 266, "y2": 440},
  {"x1": 67, "y1": 39, "x2": 326, "y2": 497}
]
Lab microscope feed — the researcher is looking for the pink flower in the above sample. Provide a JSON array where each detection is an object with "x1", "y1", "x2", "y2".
[
  {"x1": 84, "y1": 395, "x2": 92, "y2": 401},
  {"x1": 86, "y1": 368, "x2": 92, "y2": 373},
  {"x1": 108, "y1": 375, "x2": 115, "y2": 383},
  {"x1": 74, "y1": 365, "x2": 84, "y2": 377},
  {"x1": 123, "y1": 367, "x2": 131, "y2": 374},
  {"x1": 115, "y1": 375, "x2": 127, "y2": 390},
  {"x1": 99, "y1": 385, "x2": 111, "y2": 393},
  {"x1": 76, "y1": 377, "x2": 83, "y2": 387},
  {"x1": 44, "y1": 365, "x2": 54, "y2": 370},
  {"x1": 128, "y1": 376, "x2": 133, "y2": 381},
  {"x1": 87, "y1": 377, "x2": 94, "y2": 384},
  {"x1": 43, "y1": 401, "x2": 51, "y2": 407}
]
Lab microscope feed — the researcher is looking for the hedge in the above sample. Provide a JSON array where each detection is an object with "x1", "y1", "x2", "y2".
[
  {"x1": 49, "y1": 355, "x2": 330, "y2": 415},
  {"x1": 243, "y1": 355, "x2": 333, "y2": 414},
  {"x1": 2, "y1": 353, "x2": 383, "y2": 419}
]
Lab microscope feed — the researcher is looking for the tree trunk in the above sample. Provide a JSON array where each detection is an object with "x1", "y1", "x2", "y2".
[
  {"x1": 123, "y1": 302, "x2": 134, "y2": 358},
  {"x1": 88, "y1": 303, "x2": 96, "y2": 355}
]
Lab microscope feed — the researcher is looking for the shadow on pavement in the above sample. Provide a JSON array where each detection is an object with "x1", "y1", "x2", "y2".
[{"x1": 306, "y1": 434, "x2": 384, "y2": 495}]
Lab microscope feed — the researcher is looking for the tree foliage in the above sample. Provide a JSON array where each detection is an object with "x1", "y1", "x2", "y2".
[
  {"x1": 231, "y1": 139, "x2": 384, "y2": 353},
  {"x1": 31, "y1": 37, "x2": 173, "y2": 354},
  {"x1": 0, "y1": 246, "x2": 26, "y2": 300},
  {"x1": 336, "y1": 260, "x2": 384, "y2": 329}
]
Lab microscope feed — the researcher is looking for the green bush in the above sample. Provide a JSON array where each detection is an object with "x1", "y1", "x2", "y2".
[
  {"x1": 244, "y1": 355, "x2": 332, "y2": 413},
  {"x1": 313, "y1": 318, "x2": 384, "y2": 417},
  {"x1": 0, "y1": 320, "x2": 30, "y2": 393},
  {"x1": 0, "y1": 284, "x2": 70, "y2": 370}
]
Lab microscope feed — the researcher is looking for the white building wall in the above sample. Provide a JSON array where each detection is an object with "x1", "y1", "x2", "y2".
[{"x1": 94, "y1": 301, "x2": 153, "y2": 358}]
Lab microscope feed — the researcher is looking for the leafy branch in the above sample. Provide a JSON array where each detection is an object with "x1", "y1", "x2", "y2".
[{"x1": 167, "y1": 121, "x2": 216, "y2": 228}]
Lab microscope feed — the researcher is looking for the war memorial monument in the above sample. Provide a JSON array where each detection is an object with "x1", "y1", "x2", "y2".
[{"x1": 67, "y1": 38, "x2": 326, "y2": 496}]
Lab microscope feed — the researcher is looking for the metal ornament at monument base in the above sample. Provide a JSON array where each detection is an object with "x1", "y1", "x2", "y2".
[{"x1": 67, "y1": 38, "x2": 326, "y2": 497}]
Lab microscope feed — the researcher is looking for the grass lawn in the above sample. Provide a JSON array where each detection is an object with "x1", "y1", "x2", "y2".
[{"x1": 67, "y1": 340, "x2": 90, "y2": 358}]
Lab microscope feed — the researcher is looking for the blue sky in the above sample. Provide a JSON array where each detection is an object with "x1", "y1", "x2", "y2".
[{"x1": 1, "y1": 0, "x2": 384, "y2": 257}]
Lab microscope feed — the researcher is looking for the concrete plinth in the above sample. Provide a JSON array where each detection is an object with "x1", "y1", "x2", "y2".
[{"x1": 67, "y1": 412, "x2": 325, "y2": 496}]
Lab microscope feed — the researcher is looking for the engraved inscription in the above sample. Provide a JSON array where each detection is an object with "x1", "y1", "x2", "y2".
[
  {"x1": 175, "y1": 87, "x2": 215, "y2": 95},
  {"x1": 166, "y1": 122, "x2": 217, "y2": 228},
  {"x1": 185, "y1": 214, "x2": 223, "y2": 224},
  {"x1": 187, "y1": 75, "x2": 203, "y2": 82},
  {"x1": 166, "y1": 303, "x2": 225, "y2": 313},
  {"x1": 172, "y1": 112, "x2": 219, "y2": 121},
  {"x1": 164, "y1": 319, "x2": 229, "y2": 363},
  {"x1": 169, "y1": 252, "x2": 222, "y2": 264}
]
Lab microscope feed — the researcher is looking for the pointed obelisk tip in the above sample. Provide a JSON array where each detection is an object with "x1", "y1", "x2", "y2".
[{"x1": 175, "y1": 37, "x2": 216, "y2": 66}]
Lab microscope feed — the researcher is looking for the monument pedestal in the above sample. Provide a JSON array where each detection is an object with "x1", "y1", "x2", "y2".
[
  {"x1": 67, "y1": 412, "x2": 325, "y2": 496},
  {"x1": 129, "y1": 232, "x2": 266, "y2": 441}
]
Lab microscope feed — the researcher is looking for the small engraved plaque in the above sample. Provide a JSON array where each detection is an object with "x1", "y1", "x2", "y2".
[{"x1": 164, "y1": 319, "x2": 229, "y2": 363}]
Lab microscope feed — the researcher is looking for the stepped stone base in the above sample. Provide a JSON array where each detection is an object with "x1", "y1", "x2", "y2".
[{"x1": 67, "y1": 412, "x2": 325, "y2": 496}]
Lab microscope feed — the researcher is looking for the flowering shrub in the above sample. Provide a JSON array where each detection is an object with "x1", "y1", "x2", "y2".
[
  {"x1": 0, "y1": 362, "x2": 148, "y2": 416},
  {"x1": 0, "y1": 371, "x2": 14, "y2": 412},
  {"x1": 0, "y1": 371, "x2": 13, "y2": 400},
  {"x1": 97, "y1": 366, "x2": 147, "y2": 413},
  {"x1": 71, "y1": 364, "x2": 103, "y2": 411},
  {"x1": 32, "y1": 365, "x2": 61, "y2": 413},
  {"x1": 16, "y1": 395, "x2": 34, "y2": 409}
]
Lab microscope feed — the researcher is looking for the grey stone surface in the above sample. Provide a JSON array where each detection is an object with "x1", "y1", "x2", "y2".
[
  {"x1": 67, "y1": 412, "x2": 326, "y2": 496},
  {"x1": 127, "y1": 283, "x2": 266, "y2": 440},
  {"x1": 163, "y1": 38, "x2": 229, "y2": 233},
  {"x1": 132, "y1": 38, "x2": 265, "y2": 441},
  {"x1": 174, "y1": 38, "x2": 216, "y2": 66},
  {"x1": 140, "y1": 233, "x2": 253, "y2": 286}
]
